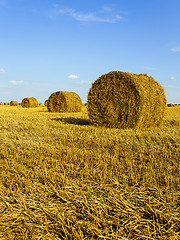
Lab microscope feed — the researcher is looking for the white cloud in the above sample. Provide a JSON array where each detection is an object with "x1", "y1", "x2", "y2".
[
  {"x1": 0, "y1": 68, "x2": 5, "y2": 73},
  {"x1": 10, "y1": 80, "x2": 27, "y2": 85},
  {"x1": 144, "y1": 66, "x2": 156, "y2": 71},
  {"x1": 170, "y1": 46, "x2": 180, "y2": 52},
  {"x1": 68, "y1": 74, "x2": 79, "y2": 79},
  {"x1": 55, "y1": 6, "x2": 124, "y2": 23},
  {"x1": 170, "y1": 76, "x2": 175, "y2": 80}
]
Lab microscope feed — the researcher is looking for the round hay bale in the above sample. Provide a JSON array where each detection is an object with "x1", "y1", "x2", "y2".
[
  {"x1": 167, "y1": 103, "x2": 174, "y2": 107},
  {"x1": 44, "y1": 99, "x2": 49, "y2": 106},
  {"x1": 10, "y1": 101, "x2": 18, "y2": 106},
  {"x1": 47, "y1": 91, "x2": 82, "y2": 112},
  {"x1": 21, "y1": 97, "x2": 38, "y2": 108},
  {"x1": 87, "y1": 71, "x2": 167, "y2": 129}
]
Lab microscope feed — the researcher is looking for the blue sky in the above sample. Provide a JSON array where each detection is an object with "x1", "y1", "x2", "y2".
[{"x1": 0, "y1": 0, "x2": 180, "y2": 103}]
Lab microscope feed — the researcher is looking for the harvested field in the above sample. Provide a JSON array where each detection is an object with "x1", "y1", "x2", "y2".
[{"x1": 0, "y1": 105, "x2": 179, "y2": 239}]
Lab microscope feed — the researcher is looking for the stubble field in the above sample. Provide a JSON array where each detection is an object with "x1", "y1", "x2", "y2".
[{"x1": 0, "y1": 105, "x2": 179, "y2": 239}]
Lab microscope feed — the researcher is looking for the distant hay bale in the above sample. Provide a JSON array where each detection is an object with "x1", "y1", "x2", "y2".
[
  {"x1": 167, "y1": 103, "x2": 174, "y2": 107},
  {"x1": 10, "y1": 101, "x2": 18, "y2": 106},
  {"x1": 47, "y1": 91, "x2": 82, "y2": 112},
  {"x1": 87, "y1": 71, "x2": 167, "y2": 129},
  {"x1": 21, "y1": 97, "x2": 38, "y2": 108},
  {"x1": 44, "y1": 99, "x2": 49, "y2": 106},
  {"x1": 4, "y1": 102, "x2": 9, "y2": 105}
]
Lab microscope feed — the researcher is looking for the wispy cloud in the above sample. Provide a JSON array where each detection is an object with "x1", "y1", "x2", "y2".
[
  {"x1": 77, "y1": 80, "x2": 92, "y2": 85},
  {"x1": 165, "y1": 84, "x2": 179, "y2": 89},
  {"x1": 170, "y1": 46, "x2": 180, "y2": 52},
  {"x1": 10, "y1": 80, "x2": 27, "y2": 85},
  {"x1": 170, "y1": 76, "x2": 175, "y2": 80},
  {"x1": 0, "y1": 0, "x2": 7, "y2": 6},
  {"x1": 144, "y1": 66, "x2": 156, "y2": 72},
  {"x1": 54, "y1": 5, "x2": 124, "y2": 23},
  {"x1": 68, "y1": 74, "x2": 79, "y2": 79},
  {"x1": 0, "y1": 68, "x2": 5, "y2": 73}
]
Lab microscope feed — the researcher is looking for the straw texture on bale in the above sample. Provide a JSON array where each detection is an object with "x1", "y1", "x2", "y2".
[
  {"x1": 87, "y1": 71, "x2": 167, "y2": 129},
  {"x1": 10, "y1": 101, "x2": 18, "y2": 106},
  {"x1": 21, "y1": 97, "x2": 38, "y2": 108},
  {"x1": 47, "y1": 91, "x2": 82, "y2": 112}
]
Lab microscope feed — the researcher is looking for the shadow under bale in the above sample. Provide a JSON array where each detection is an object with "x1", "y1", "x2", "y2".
[{"x1": 52, "y1": 117, "x2": 90, "y2": 126}]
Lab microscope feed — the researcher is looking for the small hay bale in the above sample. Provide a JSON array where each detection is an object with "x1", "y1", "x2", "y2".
[
  {"x1": 44, "y1": 99, "x2": 49, "y2": 106},
  {"x1": 167, "y1": 103, "x2": 174, "y2": 107},
  {"x1": 21, "y1": 97, "x2": 38, "y2": 108},
  {"x1": 47, "y1": 91, "x2": 82, "y2": 112},
  {"x1": 87, "y1": 71, "x2": 167, "y2": 129},
  {"x1": 10, "y1": 101, "x2": 18, "y2": 106}
]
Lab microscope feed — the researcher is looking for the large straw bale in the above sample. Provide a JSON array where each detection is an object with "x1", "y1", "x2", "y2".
[
  {"x1": 10, "y1": 101, "x2": 18, "y2": 106},
  {"x1": 21, "y1": 97, "x2": 38, "y2": 108},
  {"x1": 87, "y1": 71, "x2": 167, "y2": 129},
  {"x1": 47, "y1": 91, "x2": 82, "y2": 112}
]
